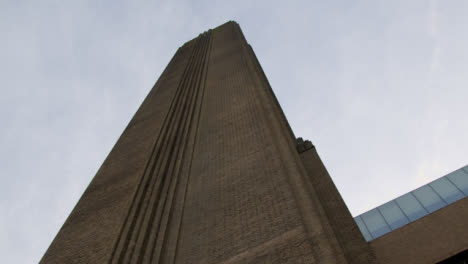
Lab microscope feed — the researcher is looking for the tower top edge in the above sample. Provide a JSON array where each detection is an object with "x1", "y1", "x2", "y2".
[{"x1": 179, "y1": 20, "x2": 240, "y2": 48}]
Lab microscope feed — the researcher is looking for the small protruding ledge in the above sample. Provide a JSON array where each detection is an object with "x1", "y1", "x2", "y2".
[{"x1": 296, "y1": 137, "x2": 314, "y2": 153}]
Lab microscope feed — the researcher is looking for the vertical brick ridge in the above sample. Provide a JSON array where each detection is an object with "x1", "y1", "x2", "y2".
[
  {"x1": 107, "y1": 45, "x2": 196, "y2": 264},
  {"x1": 126, "y1": 33, "x2": 206, "y2": 264},
  {"x1": 108, "y1": 31, "x2": 212, "y2": 264},
  {"x1": 232, "y1": 22, "x2": 347, "y2": 264},
  {"x1": 141, "y1": 33, "x2": 212, "y2": 264},
  {"x1": 154, "y1": 31, "x2": 213, "y2": 264},
  {"x1": 109, "y1": 39, "x2": 201, "y2": 264},
  {"x1": 163, "y1": 30, "x2": 214, "y2": 264},
  {"x1": 39, "y1": 30, "x2": 193, "y2": 264}
]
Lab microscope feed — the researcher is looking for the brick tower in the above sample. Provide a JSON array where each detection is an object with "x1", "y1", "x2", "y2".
[{"x1": 40, "y1": 21, "x2": 376, "y2": 264}]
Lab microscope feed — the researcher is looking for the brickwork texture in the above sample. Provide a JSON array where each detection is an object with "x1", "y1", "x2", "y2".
[{"x1": 40, "y1": 21, "x2": 377, "y2": 264}]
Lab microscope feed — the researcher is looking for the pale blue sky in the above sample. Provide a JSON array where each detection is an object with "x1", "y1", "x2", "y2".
[{"x1": 1, "y1": 0, "x2": 468, "y2": 263}]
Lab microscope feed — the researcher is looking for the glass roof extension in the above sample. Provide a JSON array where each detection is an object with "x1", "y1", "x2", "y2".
[{"x1": 354, "y1": 165, "x2": 468, "y2": 242}]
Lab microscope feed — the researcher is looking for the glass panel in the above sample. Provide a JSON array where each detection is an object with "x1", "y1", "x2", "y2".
[
  {"x1": 354, "y1": 216, "x2": 372, "y2": 241},
  {"x1": 430, "y1": 177, "x2": 465, "y2": 204},
  {"x1": 447, "y1": 169, "x2": 468, "y2": 195},
  {"x1": 378, "y1": 201, "x2": 409, "y2": 230},
  {"x1": 395, "y1": 193, "x2": 427, "y2": 221},
  {"x1": 463, "y1": 165, "x2": 468, "y2": 173},
  {"x1": 360, "y1": 209, "x2": 391, "y2": 239},
  {"x1": 412, "y1": 186, "x2": 446, "y2": 213}
]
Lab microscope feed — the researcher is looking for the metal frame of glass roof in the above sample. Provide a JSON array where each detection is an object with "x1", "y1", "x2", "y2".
[{"x1": 354, "y1": 165, "x2": 468, "y2": 241}]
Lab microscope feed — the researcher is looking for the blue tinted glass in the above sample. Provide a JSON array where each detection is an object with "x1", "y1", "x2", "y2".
[
  {"x1": 430, "y1": 177, "x2": 465, "y2": 204},
  {"x1": 412, "y1": 186, "x2": 446, "y2": 213},
  {"x1": 395, "y1": 193, "x2": 427, "y2": 221},
  {"x1": 447, "y1": 169, "x2": 468, "y2": 195},
  {"x1": 378, "y1": 201, "x2": 409, "y2": 230},
  {"x1": 361, "y1": 209, "x2": 391, "y2": 239},
  {"x1": 354, "y1": 216, "x2": 372, "y2": 241},
  {"x1": 463, "y1": 165, "x2": 468, "y2": 173}
]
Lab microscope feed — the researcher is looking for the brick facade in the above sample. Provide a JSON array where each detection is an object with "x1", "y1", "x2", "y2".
[
  {"x1": 40, "y1": 21, "x2": 384, "y2": 264},
  {"x1": 370, "y1": 197, "x2": 468, "y2": 264}
]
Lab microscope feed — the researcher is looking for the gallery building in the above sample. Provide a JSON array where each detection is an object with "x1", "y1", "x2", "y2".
[{"x1": 40, "y1": 21, "x2": 467, "y2": 264}]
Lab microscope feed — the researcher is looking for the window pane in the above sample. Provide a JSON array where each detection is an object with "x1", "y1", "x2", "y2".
[
  {"x1": 430, "y1": 177, "x2": 465, "y2": 204},
  {"x1": 361, "y1": 209, "x2": 391, "y2": 239},
  {"x1": 412, "y1": 186, "x2": 446, "y2": 213},
  {"x1": 378, "y1": 201, "x2": 409, "y2": 230},
  {"x1": 354, "y1": 216, "x2": 372, "y2": 241},
  {"x1": 447, "y1": 169, "x2": 468, "y2": 195},
  {"x1": 463, "y1": 165, "x2": 468, "y2": 173},
  {"x1": 395, "y1": 193, "x2": 427, "y2": 221}
]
